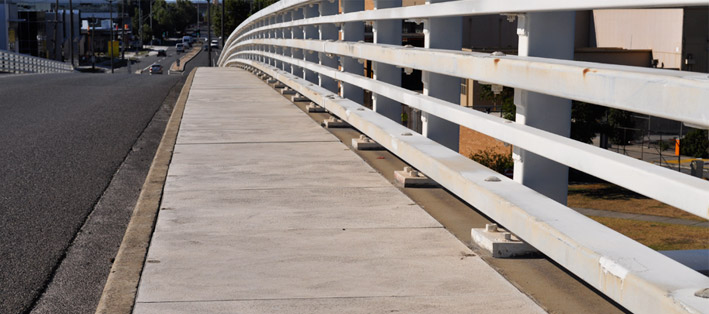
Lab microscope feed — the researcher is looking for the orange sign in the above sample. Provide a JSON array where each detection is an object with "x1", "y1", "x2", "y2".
[{"x1": 675, "y1": 139, "x2": 680, "y2": 156}]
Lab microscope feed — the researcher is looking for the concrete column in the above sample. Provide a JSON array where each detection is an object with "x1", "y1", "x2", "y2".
[
  {"x1": 373, "y1": 0, "x2": 402, "y2": 122},
  {"x1": 340, "y1": 0, "x2": 364, "y2": 104},
  {"x1": 421, "y1": 0, "x2": 462, "y2": 151},
  {"x1": 318, "y1": 1, "x2": 338, "y2": 93},
  {"x1": 513, "y1": 12, "x2": 575, "y2": 205},
  {"x1": 303, "y1": 4, "x2": 319, "y2": 84},
  {"x1": 291, "y1": 8, "x2": 304, "y2": 76}
]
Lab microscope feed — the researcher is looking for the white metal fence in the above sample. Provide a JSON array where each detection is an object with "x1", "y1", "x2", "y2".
[
  {"x1": 0, "y1": 49, "x2": 74, "y2": 74},
  {"x1": 218, "y1": 1, "x2": 709, "y2": 313}
]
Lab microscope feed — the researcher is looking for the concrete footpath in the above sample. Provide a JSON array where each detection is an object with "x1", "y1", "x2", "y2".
[{"x1": 132, "y1": 67, "x2": 545, "y2": 313}]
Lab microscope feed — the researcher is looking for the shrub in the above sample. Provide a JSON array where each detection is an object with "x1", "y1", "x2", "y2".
[
  {"x1": 470, "y1": 148, "x2": 514, "y2": 174},
  {"x1": 680, "y1": 129, "x2": 709, "y2": 158}
]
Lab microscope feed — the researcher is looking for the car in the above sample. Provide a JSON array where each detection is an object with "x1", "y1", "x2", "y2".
[
  {"x1": 176, "y1": 43, "x2": 185, "y2": 53},
  {"x1": 149, "y1": 64, "x2": 163, "y2": 75},
  {"x1": 157, "y1": 49, "x2": 167, "y2": 56},
  {"x1": 210, "y1": 39, "x2": 219, "y2": 48}
]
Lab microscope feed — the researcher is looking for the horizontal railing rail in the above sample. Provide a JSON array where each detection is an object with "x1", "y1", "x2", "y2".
[
  {"x1": 219, "y1": 1, "x2": 709, "y2": 313},
  {"x1": 0, "y1": 49, "x2": 74, "y2": 74}
]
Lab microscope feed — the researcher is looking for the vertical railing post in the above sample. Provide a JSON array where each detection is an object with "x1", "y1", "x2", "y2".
[
  {"x1": 290, "y1": 8, "x2": 304, "y2": 76},
  {"x1": 373, "y1": 0, "x2": 402, "y2": 122},
  {"x1": 421, "y1": 0, "x2": 462, "y2": 151},
  {"x1": 275, "y1": 14, "x2": 283, "y2": 70},
  {"x1": 512, "y1": 12, "x2": 575, "y2": 204},
  {"x1": 340, "y1": 0, "x2": 364, "y2": 104},
  {"x1": 261, "y1": 20, "x2": 267, "y2": 65},
  {"x1": 318, "y1": 0, "x2": 339, "y2": 94},
  {"x1": 269, "y1": 16, "x2": 276, "y2": 67},
  {"x1": 282, "y1": 11, "x2": 292, "y2": 73},
  {"x1": 303, "y1": 4, "x2": 319, "y2": 84}
]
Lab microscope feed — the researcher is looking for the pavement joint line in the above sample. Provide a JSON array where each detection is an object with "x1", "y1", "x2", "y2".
[
  {"x1": 93, "y1": 68, "x2": 198, "y2": 314},
  {"x1": 156, "y1": 186, "x2": 392, "y2": 192},
  {"x1": 175, "y1": 140, "x2": 341, "y2": 145},
  {"x1": 134, "y1": 294, "x2": 461, "y2": 304}
]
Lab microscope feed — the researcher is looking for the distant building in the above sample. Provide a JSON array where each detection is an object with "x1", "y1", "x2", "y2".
[{"x1": 1, "y1": 0, "x2": 128, "y2": 62}]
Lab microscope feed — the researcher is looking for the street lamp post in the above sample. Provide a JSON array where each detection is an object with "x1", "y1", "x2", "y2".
[
  {"x1": 121, "y1": 0, "x2": 125, "y2": 60},
  {"x1": 91, "y1": 19, "x2": 95, "y2": 70},
  {"x1": 53, "y1": 0, "x2": 59, "y2": 60},
  {"x1": 69, "y1": 0, "x2": 74, "y2": 66},
  {"x1": 109, "y1": 0, "x2": 114, "y2": 73}
]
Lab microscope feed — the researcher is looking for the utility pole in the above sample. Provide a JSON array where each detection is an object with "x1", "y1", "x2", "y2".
[
  {"x1": 149, "y1": 0, "x2": 152, "y2": 30},
  {"x1": 109, "y1": 0, "x2": 114, "y2": 73},
  {"x1": 61, "y1": 6, "x2": 65, "y2": 61},
  {"x1": 208, "y1": 0, "x2": 212, "y2": 66},
  {"x1": 221, "y1": 0, "x2": 224, "y2": 48},
  {"x1": 139, "y1": 0, "x2": 143, "y2": 46},
  {"x1": 91, "y1": 19, "x2": 95, "y2": 70},
  {"x1": 54, "y1": 0, "x2": 59, "y2": 60},
  {"x1": 69, "y1": 0, "x2": 74, "y2": 66},
  {"x1": 121, "y1": 0, "x2": 125, "y2": 60}
]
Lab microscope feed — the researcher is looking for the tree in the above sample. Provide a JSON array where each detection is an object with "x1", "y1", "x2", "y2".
[
  {"x1": 479, "y1": 85, "x2": 515, "y2": 121},
  {"x1": 570, "y1": 101, "x2": 607, "y2": 144},
  {"x1": 250, "y1": 0, "x2": 278, "y2": 15},
  {"x1": 212, "y1": 0, "x2": 251, "y2": 38},
  {"x1": 607, "y1": 109, "x2": 635, "y2": 145},
  {"x1": 478, "y1": 86, "x2": 619, "y2": 145},
  {"x1": 680, "y1": 129, "x2": 709, "y2": 158}
]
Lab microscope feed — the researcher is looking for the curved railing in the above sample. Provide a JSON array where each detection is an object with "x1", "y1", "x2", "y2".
[
  {"x1": 218, "y1": 1, "x2": 709, "y2": 313},
  {"x1": 0, "y1": 49, "x2": 74, "y2": 74}
]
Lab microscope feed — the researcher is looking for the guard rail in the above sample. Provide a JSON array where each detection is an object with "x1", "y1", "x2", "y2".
[{"x1": 218, "y1": 1, "x2": 709, "y2": 313}]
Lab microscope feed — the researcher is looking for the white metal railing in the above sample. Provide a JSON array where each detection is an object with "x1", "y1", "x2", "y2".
[
  {"x1": 0, "y1": 49, "x2": 74, "y2": 74},
  {"x1": 218, "y1": 1, "x2": 709, "y2": 313}
]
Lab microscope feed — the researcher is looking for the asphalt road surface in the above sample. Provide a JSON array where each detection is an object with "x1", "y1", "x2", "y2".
[{"x1": 0, "y1": 50, "x2": 209, "y2": 314}]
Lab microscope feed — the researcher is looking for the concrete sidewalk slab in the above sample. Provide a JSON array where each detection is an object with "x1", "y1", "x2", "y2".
[{"x1": 133, "y1": 67, "x2": 546, "y2": 314}]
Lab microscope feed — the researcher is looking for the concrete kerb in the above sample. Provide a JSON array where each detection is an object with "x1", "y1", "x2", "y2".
[
  {"x1": 94, "y1": 68, "x2": 197, "y2": 314},
  {"x1": 170, "y1": 45, "x2": 202, "y2": 73}
]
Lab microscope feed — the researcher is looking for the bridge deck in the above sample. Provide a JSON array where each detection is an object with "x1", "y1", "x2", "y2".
[{"x1": 133, "y1": 67, "x2": 545, "y2": 313}]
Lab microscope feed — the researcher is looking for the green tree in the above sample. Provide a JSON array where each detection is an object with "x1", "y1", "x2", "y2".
[
  {"x1": 479, "y1": 85, "x2": 515, "y2": 121},
  {"x1": 173, "y1": 0, "x2": 197, "y2": 35},
  {"x1": 212, "y1": 0, "x2": 251, "y2": 38},
  {"x1": 607, "y1": 109, "x2": 635, "y2": 145},
  {"x1": 680, "y1": 129, "x2": 709, "y2": 158},
  {"x1": 478, "y1": 86, "x2": 621, "y2": 145},
  {"x1": 570, "y1": 101, "x2": 608, "y2": 144},
  {"x1": 250, "y1": 0, "x2": 278, "y2": 15}
]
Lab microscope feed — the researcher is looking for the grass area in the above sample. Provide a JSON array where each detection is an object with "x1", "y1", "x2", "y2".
[
  {"x1": 591, "y1": 216, "x2": 709, "y2": 251},
  {"x1": 568, "y1": 183, "x2": 706, "y2": 221}
]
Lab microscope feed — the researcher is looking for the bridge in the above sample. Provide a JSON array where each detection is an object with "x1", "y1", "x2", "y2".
[
  {"x1": 1, "y1": 0, "x2": 708, "y2": 314},
  {"x1": 97, "y1": 1, "x2": 709, "y2": 314}
]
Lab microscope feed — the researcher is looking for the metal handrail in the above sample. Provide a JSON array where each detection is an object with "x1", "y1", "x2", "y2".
[
  {"x1": 218, "y1": 1, "x2": 709, "y2": 313},
  {"x1": 0, "y1": 49, "x2": 74, "y2": 74}
]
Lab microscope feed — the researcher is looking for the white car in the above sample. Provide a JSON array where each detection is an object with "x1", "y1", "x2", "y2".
[
  {"x1": 176, "y1": 43, "x2": 185, "y2": 53},
  {"x1": 210, "y1": 39, "x2": 219, "y2": 48}
]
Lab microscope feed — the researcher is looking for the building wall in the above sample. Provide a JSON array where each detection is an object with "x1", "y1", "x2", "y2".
[
  {"x1": 1, "y1": 4, "x2": 7, "y2": 50},
  {"x1": 592, "y1": 9, "x2": 684, "y2": 69},
  {"x1": 574, "y1": 48, "x2": 653, "y2": 67}
]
